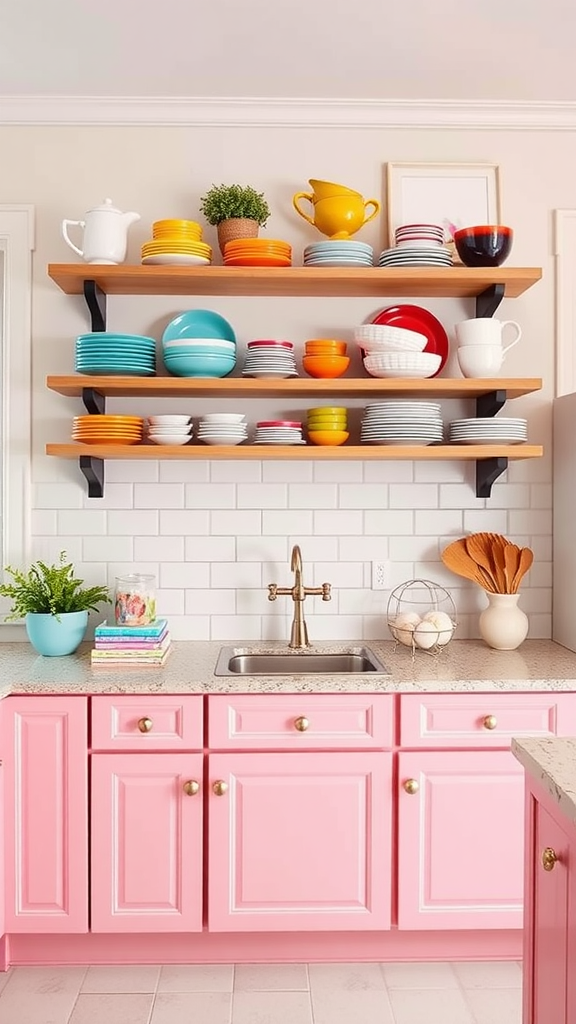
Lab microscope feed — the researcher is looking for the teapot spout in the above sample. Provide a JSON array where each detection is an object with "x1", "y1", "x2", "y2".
[{"x1": 122, "y1": 211, "x2": 141, "y2": 228}]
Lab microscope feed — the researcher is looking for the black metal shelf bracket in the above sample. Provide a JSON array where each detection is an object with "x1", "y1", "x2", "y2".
[
  {"x1": 83, "y1": 279, "x2": 107, "y2": 332},
  {"x1": 476, "y1": 457, "x2": 508, "y2": 498},
  {"x1": 476, "y1": 389, "x2": 507, "y2": 418},
  {"x1": 81, "y1": 387, "x2": 106, "y2": 415},
  {"x1": 475, "y1": 283, "x2": 505, "y2": 318},
  {"x1": 79, "y1": 456, "x2": 104, "y2": 498}
]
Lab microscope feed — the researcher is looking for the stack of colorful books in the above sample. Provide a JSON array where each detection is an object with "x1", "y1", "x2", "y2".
[{"x1": 91, "y1": 618, "x2": 171, "y2": 666}]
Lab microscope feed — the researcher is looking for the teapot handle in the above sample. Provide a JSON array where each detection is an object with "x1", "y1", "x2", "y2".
[
  {"x1": 292, "y1": 192, "x2": 315, "y2": 227},
  {"x1": 62, "y1": 219, "x2": 85, "y2": 258},
  {"x1": 361, "y1": 199, "x2": 381, "y2": 227}
]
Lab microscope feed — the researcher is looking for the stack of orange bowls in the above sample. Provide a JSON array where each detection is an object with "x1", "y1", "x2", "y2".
[
  {"x1": 72, "y1": 415, "x2": 144, "y2": 446},
  {"x1": 141, "y1": 220, "x2": 212, "y2": 266},
  {"x1": 223, "y1": 238, "x2": 292, "y2": 267},
  {"x1": 302, "y1": 338, "x2": 350, "y2": 379},
  {"x1": 306, "y1": 406, "x2": 349, "y2": 446}
]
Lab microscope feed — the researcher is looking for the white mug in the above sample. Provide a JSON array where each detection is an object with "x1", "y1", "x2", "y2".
[
  {"x1": 454, "y1": 318, "x2": 522, "y2": 354},
  {"x1": 457, "y1": 344, "x2": 504, "y2": 378}
]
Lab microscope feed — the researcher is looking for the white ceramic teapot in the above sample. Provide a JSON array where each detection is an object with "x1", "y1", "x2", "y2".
[{"x1": 62, "y1": 198, "x2": 140, "y2": 264}]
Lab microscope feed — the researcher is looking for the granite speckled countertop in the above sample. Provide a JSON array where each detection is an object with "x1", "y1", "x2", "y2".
[
  {"x1": 512, "y1": 736, "x2": 576, "y2": 829},
  {"x1": 1, "y1": 638, "x2": 576, "y2": 696}
]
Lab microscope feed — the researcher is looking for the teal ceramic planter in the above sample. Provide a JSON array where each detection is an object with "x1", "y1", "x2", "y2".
[{"x1": 25, "y1": 610, "x2": 88, "y2": 656}]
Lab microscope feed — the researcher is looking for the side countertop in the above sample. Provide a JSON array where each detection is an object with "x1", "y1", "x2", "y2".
[
  {"x1": 512, "y1": 737, "x2": 576, "y2": 830},
  {"x1": 2, "y1": 638, "x2": 576, "y2": 696}
]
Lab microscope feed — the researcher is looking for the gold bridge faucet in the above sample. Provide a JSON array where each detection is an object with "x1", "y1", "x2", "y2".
[{"x1": 267, "y1": 545, "x2": 331, "y2": 649}]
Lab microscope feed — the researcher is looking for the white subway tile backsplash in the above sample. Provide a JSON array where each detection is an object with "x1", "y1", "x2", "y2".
[
  {"x1": 160, "y1": 510, "x2": 210, "y2": 535},
  {"x1": 186, "y1": 589, "x2": 236, "y2": 615},
  {"x1": 34, "y1": 482, "x2": 82, "y2": 509},
  {"x1": 262, "y1": 510, "x2": 312, "y2": 535},
  {"x1": 386, "y1": 562, "x2": 418, "y2": 589},
  {"x1": 531, "y1": 535, "x2": 552, "y2": 561},
  {"x1": 414, "y1": 509, "x2": 464, "y2": 536},
  {"x1": 107, "y1": 510, "x2": 159, "y2": 536},
  {"x1": 305, "y1": 614, "x2": 364, "y2": 640},
  {"x1": 167, "y1": 615, "x2": 210, "y2": 640},
  {"x1": 135, "y1": 483, "x2": 184, "y2": 508},
  {"x1": 159, "y1": 461, "x2": 209, "y2": 483},
  {"x1": 211, "y1": 509, "x2": 262, "y2": 535},
  {"x1": 339, "y1": 536, "x2": 387, "y2": 561},
  {"x1": 314, "y1": 510, "x2": 363, "y2": 535},
  {"x1": 58, "y1": 509, "x2": 107, "y2": 535},
  {"x1": 211, "y1": 461, "x2": 261, "y2": 482},
  {"x1": 292, "y1": 536, "x2": 338, "y2": 561},
  {"x1": 363, "y1": 462, "x2": 413, "y2": 483},
  {"x1": 338, "y1": 483, "x2": 387, "y2": 509},
  {"x1": 263, "y1": 461, "x2": 313, "y2": 482},
  {"x1": 289, "y1": 484, "x2": 337, "y2": 509},
  {"x1": 313, "y1": 461, "x2": 363, "y2": 482},
  {"x1": 364, "y1": 510, "x2": 415, "y2": 535},
  {"x1": 210, "y1": 616, "x2": 262, "y2": 641},
  {"x1": 509, "y1": 509, "x2": 553, "y2": 534},
  {"x1": 463, "y1": 509, "x2": 508, "y2": 534},
  {"x1": 160, "y1": 562, "x2": 209, "y2": 589},
  {"x1": 31, "y1": 536, "x2": 83, "y2": 565},
  {"x1": 185, "y1": 537, "x2": 235, "y2": 562},
  {"x1": 238, "y1": 483, "x2": 288, "y2": 508},
  {"x1": 30, "y1": 510, "x2": 57, "y2": 535},
  {"x1": 414, "y1": 460, "x2": 465, "y2": 482},
  {"x1": 237, "y1": 537, "x2": 289, "y2": 563},
  {"x1": 83, "y1": 536, "x2": 134, "y2": 562},
  {"x1": 134, "y1": 536, "x2": 184, "y2": 562},
  {"x1": 311, "y1": 561, "x2": 364, "y2": 588},
  {"x1": 156, "y1": 589, "x2": 185, "y2": 615},
  {"x1": 439, "y1": 483, "x2": 485, "y2": 509},
  {"x1": 185, "y1": 483, "x2": 235, "y2": 508},
  {"x1": 82, "y1": 483, "x2": 134, "y2": 509},
  {"x1": 339, "y1": 588, "x2": 386, "y2": 616},
  {"x1": 484, "y1": 483, "x2": 531, "y2": 509},
  {"x1": 107, "y1": 461, "x2": 158, "y2": 483},
  {"x1": 392, "y1": 536, "x2": 439, "y2": 562},
  {"x1": 210, "y1": 563, "x2": 262, "y2": 589},
  {"x1": 529, "y1": 482, "x2": 553, "y2": 509},
  {"x1": 390, "y1": 483, "x2": 438, "y2": 509}
]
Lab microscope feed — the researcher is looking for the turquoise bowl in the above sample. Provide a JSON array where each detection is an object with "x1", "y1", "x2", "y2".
[
  {"x1": 163, "y1": 353, "x2": 236, "y2": 378},
  {"x1": 162, "y1": 310, "x2": 236, "y2": 343},
  {"x1": 25, "y1": 611, "x2": 88, "y2": 656}
]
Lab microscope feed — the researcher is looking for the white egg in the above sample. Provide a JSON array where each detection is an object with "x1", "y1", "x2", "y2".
[
  {"x1": 391, "y1": 612, "x2": 421, "y2": 646},
  {"x1": 422, "y1": 610, "x2": 454, "y2": 645},
  {"x1": 413, "y1": 620, "x2": 440, "y2": 650}
]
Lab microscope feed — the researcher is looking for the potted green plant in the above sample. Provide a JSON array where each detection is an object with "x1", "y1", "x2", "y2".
[
  {"x1": 0, "y1": 551, "x2": 111, "y2": 656},
  {"x1": 199, "y1": 183, "x2": 271, "y2": 256}
]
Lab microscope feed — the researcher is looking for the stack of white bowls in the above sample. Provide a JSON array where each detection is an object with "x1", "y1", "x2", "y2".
[
  {"x1": 197, "y1": 413, "x2": 248, "y2": 446},
  {"x1": 378, "y1": 223, "x2": 452, "y2": 268},
  {"x1": 354, "y1": 324, "x2": 441, "y2": 379},
  {"x1": 147, "y1": 415, "x2": 192, "y2": 446}
]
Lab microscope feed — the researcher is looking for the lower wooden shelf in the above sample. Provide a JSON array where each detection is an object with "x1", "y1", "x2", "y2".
[{"x1": 46, "y1": 443, "x2": 543, "y2": 461}]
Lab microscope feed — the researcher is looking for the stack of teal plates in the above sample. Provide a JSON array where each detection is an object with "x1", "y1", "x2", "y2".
[
  {"x1": 75, "y1": 333, "x2": 157, "y2": 376},
  {"x1": 303, "y1": 240, "x2": 374, "y2": 267}
]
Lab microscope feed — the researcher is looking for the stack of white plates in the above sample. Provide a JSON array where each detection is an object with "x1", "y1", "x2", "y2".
[
  {"x1": 378, "y1": 245, "x2": 453, "y2": 268},
  {"x1": 253, "y1": 420, "x2": 305, "y2": 445},
  {"x1": 197, "y1": 413, "x2": 248, "y2": 446},
  {"x1": 242, "y1": 340, "x2": 298, "y2": 379},
  {"x1": 361, "y1": 401, "x2": 444, "y2": 446},
  {"x1": 147, "y1": 414, "x2": 192, "y2": 446},
  {"x1": 303, "y1": 240, "x2": 374, "y2": 267},
  {"x1": 395, "y1": 223, "x2": 445, "y2": 247},
  {"x1": 448, "y1": 417, "x2": 528, "y2": 445}
]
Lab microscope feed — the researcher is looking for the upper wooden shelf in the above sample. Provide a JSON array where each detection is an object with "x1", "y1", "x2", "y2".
[
  {"x1": 47, "y1": 264, "x2": 543, "y2": 299},
  {"x1": 46, "y1": 376, "x2": 543, "y2": 401}
]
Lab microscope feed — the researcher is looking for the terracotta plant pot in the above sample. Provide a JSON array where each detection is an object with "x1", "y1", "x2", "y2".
[{"x1": 217, "y1": 218, "x2": 259, "y2": 257}]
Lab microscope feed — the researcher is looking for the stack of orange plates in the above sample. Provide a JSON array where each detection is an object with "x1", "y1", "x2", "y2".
[
  {"x1": 72, "y1": 415, "x2": 144, "y2": 446},
  {"x1": 223, "y1": 238, "x2": 292, "y2": 267},
  {"x1": 141, "y1": 219, "x2": 212, "y2": 267}
]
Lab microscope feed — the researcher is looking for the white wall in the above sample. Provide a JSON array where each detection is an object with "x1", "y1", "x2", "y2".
[{"x1": 0, "y1": 120, "x2": 567, "y2": 641}]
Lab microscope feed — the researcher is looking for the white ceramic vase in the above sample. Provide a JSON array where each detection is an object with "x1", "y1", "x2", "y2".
[{"x1": 478, "y1": 592, "x2": 529, "y2": 651}]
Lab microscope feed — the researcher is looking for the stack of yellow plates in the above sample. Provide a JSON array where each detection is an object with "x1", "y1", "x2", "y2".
[
  {"x1": 72, "y1": 415, "x2": 144, "y2": 446},
  {"x1": 223, "y1": 238, "x2": 292, "y2": 267},
  {"x1": 141, "y1": 219, "x2": 212, "y2": 267}
]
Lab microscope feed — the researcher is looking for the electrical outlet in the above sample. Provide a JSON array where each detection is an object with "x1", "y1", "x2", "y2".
[{"x1": 371, "y1": 560, "x2": 390, "y2": 591}]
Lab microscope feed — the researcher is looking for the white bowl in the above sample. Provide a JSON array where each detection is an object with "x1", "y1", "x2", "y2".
[
  {"x1": 148, "y1": 434, "x2": 193, "y2": 446},
  {"x1": 201, "y1": 413, "x2": 246, "y2": 423},
  {"x1": 146, "y1": 425, "x2": 192, "y2": 434},
  {"x1": 355, "y1": 324, "x2": 428, "y2": 350},
  {"x1": 147, "y1": 415, "x2": 191, "y2": 425},
  {"x1": 364, "y1": 351, "x2": 441, "y2": 378},
  {"x1": 199, "y1": 434, "x2": 247, "y2": 446},
  {"x1": 360, "y1": 338, "x2": 429, "y2": 354},
  {"x1": 162, "y1": 338, "x2": 236, "y2": 350}
]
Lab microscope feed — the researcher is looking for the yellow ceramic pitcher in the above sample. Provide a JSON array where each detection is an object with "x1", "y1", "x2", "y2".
[
  {"x1": 292, "y1": 189, "x2": 381, "y2": 240},
  {"x1": 308, "y1": 179, "x2": 363, "y2": 202}
]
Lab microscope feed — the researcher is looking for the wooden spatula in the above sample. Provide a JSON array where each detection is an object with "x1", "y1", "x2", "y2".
[
  {"x1": 464, "y1": 534, "x2": 499, "y2": 593},
  {"x1": 511, "y1": 547, "x2": 534, "y2": 593},
  {"x1": 441, "y1": 539, "x2": 496, "y2": 591},
  {"x1": 504, "y1": 544, "x2": 521, "y2": 594}
]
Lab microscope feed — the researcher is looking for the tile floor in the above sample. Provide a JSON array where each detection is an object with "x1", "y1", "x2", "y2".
[{"x1": 0, "y1": 959, "x2": 523, "y2": 1024}]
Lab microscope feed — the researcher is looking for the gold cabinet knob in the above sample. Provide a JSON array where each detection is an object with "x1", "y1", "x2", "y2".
[
  {"x1": 542, "y1": 846, "x2": 558, "y2": 871},
  {"x1": 483, "y1": 715, "x2": 498, "y2": 730},
  {"x1": 403, "y1": 779, "x2": 419, "y2": 795},
  {"x1": 138, "y1": 717, "x2": 153, "y2": 733},
  {"x1": 294, "y1": 716, "x2": 310, "y2": 732},
  {"x1": 213, "y1": 780, "x2": 228, "y2": 796},
  {"x1": 183, "y1": 780, "x2": 200, "y2": 796}
]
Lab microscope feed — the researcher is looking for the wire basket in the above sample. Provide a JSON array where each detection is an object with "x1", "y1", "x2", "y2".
[{"x1": 387, "y1": 578, "x2": 457, "y2": 655}]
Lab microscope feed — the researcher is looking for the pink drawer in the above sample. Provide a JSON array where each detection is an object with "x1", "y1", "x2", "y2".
[
  {"x1": 91, "y1": 695, "x2": 203, "y2": 751},
  {"x1": 399, "y1": 692, "x2": 576, "y2": 748},
  {"x1": 208, "y1": 694, "x2": 394, "y2": 750}
]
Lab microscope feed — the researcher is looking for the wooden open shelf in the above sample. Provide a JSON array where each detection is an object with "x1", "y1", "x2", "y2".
[
  {"x1": 46, "y1": 376, "x2": 543, "y2": 401},
  {"x1": 47, "y1": 264, "x2": 543, "y2": 300},
  {"x1": 46, "y1": 443, "x2": 544, "y2": 462}
]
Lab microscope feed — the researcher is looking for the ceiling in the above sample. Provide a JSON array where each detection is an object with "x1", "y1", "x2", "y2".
[{"x1": 1, "y1": 0, "x2": 574, "y2": 102}]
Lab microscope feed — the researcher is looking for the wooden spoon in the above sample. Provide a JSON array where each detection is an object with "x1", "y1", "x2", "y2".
[
  {"x1": 503, "y1": 544, "x2": 521, "y2": 594},
  {"x1": 511, "y1": 547, "x2": 534, "y2": 593},
  {"x1": 441, "y1": 539, "x2": 496, "y2": 591},
  {"x1": 489, "y1": 535, "x2": 508, "y2": 593},
  {"x1": 464, "y1": 535, "x2": 499, "y2": 593}
]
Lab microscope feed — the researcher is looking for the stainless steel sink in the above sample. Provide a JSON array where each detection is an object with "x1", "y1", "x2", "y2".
[{"x1": 214, "y1": 646, "x2": 390, "y2": 676}]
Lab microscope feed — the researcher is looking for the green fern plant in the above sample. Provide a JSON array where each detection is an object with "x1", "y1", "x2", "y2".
[
  {"x1": 0, "y1": 551, "x2": 111, "y2": 621},
  {"x1": 199, "y1": 184, "x2": 270, "y2": 227}
]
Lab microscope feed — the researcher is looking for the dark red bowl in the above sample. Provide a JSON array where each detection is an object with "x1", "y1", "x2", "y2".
[{"x1": 453, "y1": 225, "x2": 513, "y2": 268}]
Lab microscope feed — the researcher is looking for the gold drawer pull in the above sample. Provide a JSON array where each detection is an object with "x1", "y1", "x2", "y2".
[
  {"x1": 483, "y1": 715, "x2": 497, "y2": 730},
  {"x1": 138, "y1": 717, "x2": 153, "y2": 733},
  {"x1": 542, "y1": 847, "x2": 558, "y2": 871},
  {"x1": 294, "y1": 716, "x2": 310, "y2": 732},
  {"x1": 183, "y1": 780, "x2": 200, "y2": 796},
  {"x1": 213, "y1": 780, "x2": 228, "y2": 796},
  {"x1": 403, "y1": 779, "x2": 419, "y2": 795}
]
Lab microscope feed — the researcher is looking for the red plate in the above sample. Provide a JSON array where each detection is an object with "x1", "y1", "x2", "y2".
[
  {"x1": 257, "y1": 420, "x2": 301, "y2": 428},
  {"x1": 369, "y1": 304, "x2": 449, "y2": 376},
  {"x1": 248, "y1": 340, "x2": 294, "y2": 349}
]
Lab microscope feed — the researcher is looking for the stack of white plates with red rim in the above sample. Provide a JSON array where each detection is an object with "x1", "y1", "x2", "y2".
[
  {"x1": 242, "y1": 340, "x2": 298, "y2": 379},
  {"x1": 253, "y1": 420, "x2": 305, "y2": 445},
  {"x1": 379, "y1": 223, "x2": 452, "y2": 267}
]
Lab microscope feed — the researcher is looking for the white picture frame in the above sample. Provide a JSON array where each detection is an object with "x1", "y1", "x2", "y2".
[{"x1": 385, "y1": 162, "x2": 501, "y2": 248}]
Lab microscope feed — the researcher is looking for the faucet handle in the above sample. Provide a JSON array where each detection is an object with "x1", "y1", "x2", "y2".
[
  {"x1": 321, "y1": 582, "x2": 332, "y2": 601},
  {"x1": 267, "y1": 583, "x2": 278, "y2": 602}
]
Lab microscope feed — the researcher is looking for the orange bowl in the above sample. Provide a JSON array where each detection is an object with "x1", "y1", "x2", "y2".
[
  {"x1": 308, "y1": 430, "x2": 350, "y2": 446},
  {"x1": 302, "y1": 355, "x2": 350, "y2": 379},
  {"x1": 305, "y1": 338, "x2": 347, "y2": 355}
]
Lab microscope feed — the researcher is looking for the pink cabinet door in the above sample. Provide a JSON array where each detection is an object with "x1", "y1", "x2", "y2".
[
  {"x1": 397, "y1": 750, "x2": 525, "y2": 930},
  {"x1": 3, "y1": 696, "x2": 88, "y2": 932},
  {"x1": 208, "y1": 751, "x2": 392, "y2": 932},
  {"x1": 91, "y1": 753, "x2": 203, "y2": 932},
  {"x1": 529, "y1": 800, "x2": 569, "y2": 1024}
]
